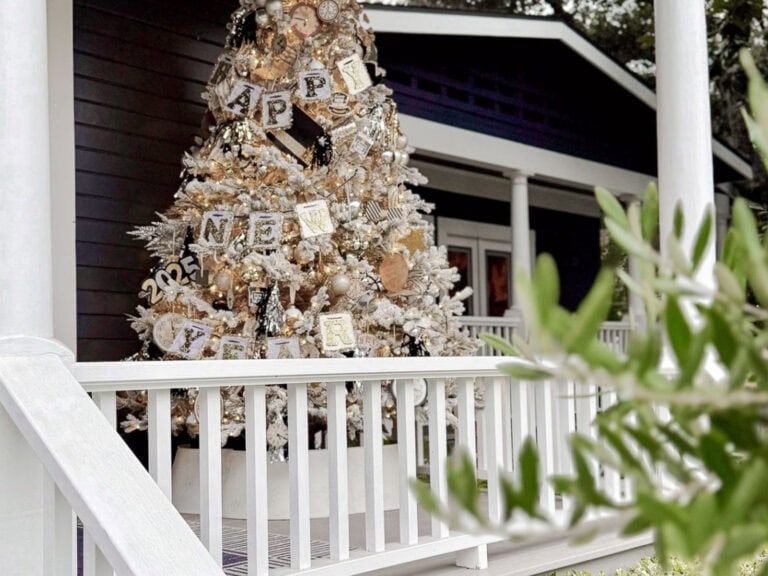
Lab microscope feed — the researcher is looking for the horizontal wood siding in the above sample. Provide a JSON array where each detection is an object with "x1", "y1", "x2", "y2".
[{"x1": 74, "y1": 0, "x2": 230, "y2": 360}]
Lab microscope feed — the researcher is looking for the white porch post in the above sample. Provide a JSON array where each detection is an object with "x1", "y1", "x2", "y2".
[
  {"x1": 509, "y1": 171, "x2": 533, "y2": 309},
  {"x1": 655, "y1": 0, "x2": 716, "y2": 287},
  {"x1": 0, "y1": 0, "x2": 54, "y2": 573}
]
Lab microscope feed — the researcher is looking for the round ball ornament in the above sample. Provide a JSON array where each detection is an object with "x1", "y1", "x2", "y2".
[
  {"x1": 152, "y1": 313, "x2": 188, "y2": 353},
  {"x1": 265, "y1": 0, "x2": 283, "y2": 17},
  {"x1": 317, "y1": 0, "x2": 340, "y2": 22},
  {"x1": 381, "y1": 150, "x2": 395, "y2": 164},
  {"x1": 285, "y1": 306, "x2": 303, "y2": 327},
  {"x1": 214, "y1": 269, "x2": 234, "y2": 291},
  {"x1": 379, "y1": 253, "x2": 409, "y2": 293},
  {"x1": 330, "y1": 274, "x2": 351, "y2": 296},
  {"x1": 391, "y1": 378, "x2": 428, "y2": 406}
]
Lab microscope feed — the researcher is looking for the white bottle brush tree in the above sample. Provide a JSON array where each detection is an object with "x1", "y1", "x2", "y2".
[{"x1": 119, "y1": 0, "x2": 477, "y2": 452}]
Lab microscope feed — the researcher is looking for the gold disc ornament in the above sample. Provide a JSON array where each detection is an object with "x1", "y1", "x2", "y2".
[
  {"x1": 397, "y1": 229, "x2": 427, "y2": 255},
  {"x1": 379, "y1": 254, "x2": 409, "y2": 293},
  {"x1": 152, "y1": 313, "x2": 189, "y2": 353}
]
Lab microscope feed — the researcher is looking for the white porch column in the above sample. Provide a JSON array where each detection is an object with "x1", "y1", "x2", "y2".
[
  {"x1": 509, "y1": 171, "x2": 533, "y2": 309},
  {"x1": 655, "y1": 0, "x2": 716, "y2": 288},
  {"x1": 0, "y1": 0, "x2": 54, "y2": 573}
]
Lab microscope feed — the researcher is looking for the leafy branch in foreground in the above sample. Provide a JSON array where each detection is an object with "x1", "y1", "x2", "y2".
[{"x1": 419, "y1": 51, "x2": 768, "y2": 576}]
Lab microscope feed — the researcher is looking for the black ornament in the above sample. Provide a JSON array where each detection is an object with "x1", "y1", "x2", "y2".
[
  {"x1": 312, "y1": 132, "x2": 333, "y2": 167},
  {"x1": 212, "y1": 298, "x2": 231, "y2": 311},
  {"x1": 227, "y1": 10, "x2": 258, "y2": 48},
  {"x1": 365, "y1": 62, "x2": 384, "y2": 86},
  {"x1": 403, "y1": 334, "x2": 430, "y2": 357}
]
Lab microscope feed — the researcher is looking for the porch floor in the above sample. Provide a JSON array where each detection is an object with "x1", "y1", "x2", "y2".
[{"x1": 78, "y1": 495, "x2": 652, "y2": 575}]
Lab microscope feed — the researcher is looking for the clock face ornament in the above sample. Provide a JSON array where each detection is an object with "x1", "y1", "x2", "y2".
[
  {"x1": 290, "y1": 3, "x2": 320, "y2": 37},
  {"x1": 317, "y1": 0, "x2": 340, "y2": 22}
]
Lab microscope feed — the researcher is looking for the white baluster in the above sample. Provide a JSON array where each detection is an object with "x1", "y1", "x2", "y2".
[
  {"x1": 199, "y1": 387, "x2": 223, "y2": 564},
  {"x1": 475, "y1": 410, "x2": 487, "y2": 479},
  {"x1": 148, "y1": 389, "x2": 172, "y2": 499},
  {"x1": 396, "y1": 379, "x2": 418, "y2": 545},
  {"x1": 454, "y1": 378, "x2": 488, "y2": 570},
  {"x1": 84, "y1": 392, "x2": 116, "y2": 576},
  {"x1": 501, "y1": 381, "x2": 513, "y2": 471},
  {"x1": 428, "y1": 378, "x2": 449, "y2": 538},
  {"x1": 289, "y1": 383, "x2": 311, "y2": 569},
  {"x1": 602, "y1": 390, "x2": 622, "y2": 503},
  {"x1": 416, "y1": 423, "x2": 426, "y2": 467},
  {"x1": 555, "y1": 380, "x2": 576, "y2": 477},
  {"x1": 328, "y1": 381, "x2": 350, "y2": 560},
  {"x1": 575, "y1": 382, "x2": 600, "y2": 487},
  {"x1": 245, "y1": 386, "x2": 269, "y2": 576},
  {"x1": 484, "y1": 377, "x2": 504, "y2": 524},
  {"x1": 83, "y1": 531, "x2": 112, "y2": 576},
  {"x1": 43, "y1": 473, "x2": 75, "y2": 576},
  {"x1": 509, "y1": 379, "x2": 530, "y2": 473},
  {"x1": 534, "y1": 380, "x2": 556, "y2": 514},
  {"x1": 364, "y1": 380, "x2": 385, "y2": 552}
]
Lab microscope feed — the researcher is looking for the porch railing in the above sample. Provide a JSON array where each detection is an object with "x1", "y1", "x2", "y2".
[
  {"x1": 0, "y1": 338, "x2": 223, "y2": 576},
  {"x1": 69, "y1": 354, "x2": 637, "y2": 575},
  {"x1": 461, "y1": 316, "x2": 632, "y2": 356}
]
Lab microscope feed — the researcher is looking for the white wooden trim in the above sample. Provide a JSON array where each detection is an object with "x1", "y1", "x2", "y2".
[
  {"x1": 396, "y1": 379, "x2": 418, "y2": 546},
  {"x1": 415, "y1": 160, "x2": 602, "y2": 218},
  {"x1": 0, "y1": 353, "x2": 225, "y2": 575},
  {"x1": 364, "y1": 380, "x2": 386, "y2": 552},
  {"x1": 368, "y1": 8, "x2": 751, "y2": 180},
  {"x1": 245, "y1": 386, "x2": 269, "y2": 576},
  {"x1": 47, "y1": 0, "x2": 77, "y2": 354},
  {"x1": 289, "y1": 383, "x2": 311, "y2": 569},
  {"x1": 83, "y1": 531, "x2": 113, "y2": 576},
  {"x1": 199, "y1": 387, "x2": 223, "y2": 565},
  {"x1": 43, "y1": 473, "x2": 76, "y2": 576},
  {"x1": 534, "y1": 380, "x2": 557, "y2": 514},
  {"x1": 327, "y1": 381, "x2": 350, "y2": 560},
  {"x1": 73, "y1": 356, "x2": 506, "y2": 392},
  {"x1": 428, "y1": 379, "x2": 449, "y2": 539},
  {"x1": 484, "y1": 377, "x2": 505, "y2": 524},
  {"x1": 402, "y1": 115, "x2": 651, "y2": 198},
  {"x1": 148, "y1": 390, "x2": 172, "y2": 499}
]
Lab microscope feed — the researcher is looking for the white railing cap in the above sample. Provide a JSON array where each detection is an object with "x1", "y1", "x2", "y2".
[{"x1": 74, "y1": 356, "x2": 511, "y2": 392}]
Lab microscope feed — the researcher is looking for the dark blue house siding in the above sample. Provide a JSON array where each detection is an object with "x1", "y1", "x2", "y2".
[
  {"x1": 376, "y1": 32, "x2": 744, "y2": 184},
  {"x1": 418, "y1": 187, "x2": 600, "y2": 311}
]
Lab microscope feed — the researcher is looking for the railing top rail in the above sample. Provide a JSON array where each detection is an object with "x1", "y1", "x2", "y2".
[
  {"x1": 460, "y1": 316, "x2": 523, "y2": 327},
  {"x1": 460, "y1": 316, "x2": 633, "y2": 330},
  {"x1": 73, "y1": 356, "x2": 509, "y2": 392}
]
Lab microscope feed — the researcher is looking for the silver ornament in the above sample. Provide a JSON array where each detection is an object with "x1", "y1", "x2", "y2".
[
  {"x1": 396, "y1": 134, "x2": 408, "y2": 149},
  {"x1": 331, "y1": 274, "x2": 351, "y2": 296},
  {"x1": 348, "y1": 200, "x2": 361, "y2": 217},
  {"x1": 265, "y1": 0, "x2": 283, "y2": 17},
  {"x1": 381, "y1": 150, "x2": 395, "y2": 164},
  {"x1": 255, "y1": 7, "x2": 269, "y2": 26},
  {"x1": 399, "y1": 152, "x2": 410, "y2": 166}
]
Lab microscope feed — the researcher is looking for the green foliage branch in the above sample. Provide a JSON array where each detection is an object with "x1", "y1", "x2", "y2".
[{"x1": 417, "y1": 52, "x2": 768, "y2": 576}]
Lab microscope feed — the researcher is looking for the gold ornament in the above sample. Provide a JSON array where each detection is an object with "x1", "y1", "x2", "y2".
[
  {"x1": 379, "y1": 254, "x2": 409, "y2": 293},
  {"x1": 397, "y1": 230, "x2": 427, "y2": 255}
]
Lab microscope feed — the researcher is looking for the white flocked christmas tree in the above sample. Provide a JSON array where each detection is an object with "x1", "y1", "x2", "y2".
[{"x1": 121, "y1": 0, "x2": 477, "y2": 452}]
